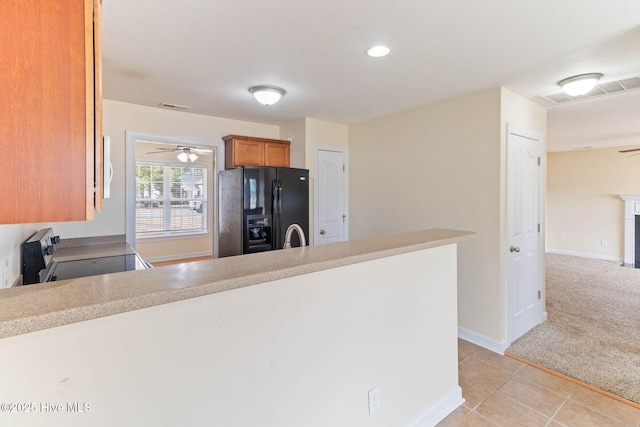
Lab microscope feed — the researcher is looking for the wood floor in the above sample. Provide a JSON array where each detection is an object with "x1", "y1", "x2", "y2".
[{"x1": 151, "y1": 256, "x2": 213, "y2": 267}]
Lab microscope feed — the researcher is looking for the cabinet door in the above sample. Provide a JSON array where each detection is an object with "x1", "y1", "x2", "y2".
[
  {"x1": 264, "y1": 142, "x2": 290, "y2": 167},
  {"x1": 231, "y1": 139, "x2": 265, "y2": 167},
  {"x1": 0, "y1": 0, "x2": 96, "y2": 223}
]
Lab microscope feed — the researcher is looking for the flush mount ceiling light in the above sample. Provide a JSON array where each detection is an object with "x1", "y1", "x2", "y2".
[
  {"x1": 366, "y1": 45, "x2": 390, "y2": 57},
  {"x1": 249, "y1": 85, "x2": 286, "y2": 106},
  {"x1": 558, "y1": 73, "x2": 603, "y2": 97}
]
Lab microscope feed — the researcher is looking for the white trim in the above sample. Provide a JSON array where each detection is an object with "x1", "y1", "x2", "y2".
[
  {"x1": 458, "y1": 327, "x2": 509, "y2": 354},
  {"x1": 313, "y1": 144, "x2": 349, "y2": 245},
  {"x1": 620, "y1": 195, "x2": 640, "y2": 265},
  {"x1": 144, "y1": 251, "x2": 212, "y2": 264},
  {"x1": 125, "y1": 131, "x2": 224, "y2": 257},
  {"x1": 407, "y1": 386, "x2": 464, "y2": 427},
  {"x1": 136, "y1": 231, "x2": 211, "y2": 241},
  {"x1": 546, "y1": 248, "x2": 622, "y2": 263}
]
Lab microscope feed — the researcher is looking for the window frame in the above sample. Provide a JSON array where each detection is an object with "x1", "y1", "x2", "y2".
[{"x1": 134, "y1": 160, "x2": 209, "y2": 240}]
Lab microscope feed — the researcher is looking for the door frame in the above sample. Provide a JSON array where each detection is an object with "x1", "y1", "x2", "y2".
[
  {"x1": 125, "y1": 131, "x2": 224, "y2": 258},
  {"x1": 505, "y1": 123, "x2": 546, "y2": 345},
  {"x1": 313, "y1": 144, "x2": 349, "y2": 245}
]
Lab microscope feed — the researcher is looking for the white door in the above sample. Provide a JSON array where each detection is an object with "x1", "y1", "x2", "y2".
[
  {"x1": 507, "y1": 124, "x2": 544, "y2": 343},
  {"x1": 315, "y1": 147, "x2": 348, "y2": 244}
]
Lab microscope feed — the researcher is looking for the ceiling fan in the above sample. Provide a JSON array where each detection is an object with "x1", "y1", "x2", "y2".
[
  {"x1": 145, "y1": 145, "x2": 213, "y2": 165},
  {"x1": 619, "y1": 147, "x2": 640, "y2": 157}
]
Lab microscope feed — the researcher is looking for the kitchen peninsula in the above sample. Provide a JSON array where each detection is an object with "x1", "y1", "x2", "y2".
[{"x1": 0, "y1": 229, "x2": 473, "y2": 427}]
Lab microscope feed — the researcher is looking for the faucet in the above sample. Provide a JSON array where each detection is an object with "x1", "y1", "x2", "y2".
[{"x1": 283, "y1": 224, "x2": 306, "y2": 249}]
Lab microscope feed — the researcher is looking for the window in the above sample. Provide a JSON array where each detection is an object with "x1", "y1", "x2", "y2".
[{"x1": 135, "y1": 163, "x2": 207, "y2": 238}]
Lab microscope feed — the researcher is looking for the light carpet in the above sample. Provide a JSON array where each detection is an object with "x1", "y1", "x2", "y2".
[{"x1": 506, "y1": 253, "x2": 640, "y2": 405}]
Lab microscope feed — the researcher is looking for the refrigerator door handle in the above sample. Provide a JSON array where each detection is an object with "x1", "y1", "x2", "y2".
[
  {"x1": 272, "y1": 179, "x2": 282, "y2": 249},
  {"x1": 277, "y1": 179, "x2": 283, "y2": 214}
]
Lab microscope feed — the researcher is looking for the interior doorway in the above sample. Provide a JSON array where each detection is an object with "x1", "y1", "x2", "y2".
[
  {"x1": 125, "y1": 131, "x2": 223, "y2": 262},
  {"x1": 506, "y1": 124, "x2": 545, "y2": 343},
  {"x1": 314, "y1": 144, "x2": 349, "y2": 245}
]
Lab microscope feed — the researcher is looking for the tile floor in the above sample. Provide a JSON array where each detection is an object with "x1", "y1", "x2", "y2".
[{"x1": 437, "y1": 339, "x2": 640, "y2": 427}]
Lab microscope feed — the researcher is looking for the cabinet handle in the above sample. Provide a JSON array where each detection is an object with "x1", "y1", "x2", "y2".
[
  {"x1": 320, "y1": 230, "x2": 326, "y2": 235},
  {"x1": 510, "y1": 245, "x2": 520, "y2": 253}
]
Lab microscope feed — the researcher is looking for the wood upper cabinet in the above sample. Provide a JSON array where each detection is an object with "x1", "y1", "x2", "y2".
[
  {"x1": 0, "y1": 0, "x2": 102, "y2": 224},
  {"x1": 223, "y1": 135, "x2": 290, "y2": 168}
]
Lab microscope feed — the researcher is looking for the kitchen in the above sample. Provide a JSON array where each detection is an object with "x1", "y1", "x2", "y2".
[
  {"x1": 2, "y1": 0, "x2": 638, "y2": 425},
  {"x1": 1, "y1": 3, "x2": 474, "y2": 425}
]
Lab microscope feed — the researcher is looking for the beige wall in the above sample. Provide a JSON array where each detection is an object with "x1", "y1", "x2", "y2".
[
  {"x1": 280, "y1": 118, "x2": 307, "y2": 168},
  {"x1": 349, "y1": 88, "x2": 546, "y2": 345},
  {"x1": 349, "y1": 88, "x2": 503, "y2": 341},
  {"x1": 0, "y1": 103, "x2": 343, "y2": 282},
  {"x1": 547, "y1": 146, "x2": 640, "y2": 260},
  {"x1": 499, "y1": 87, "x2": 548, "y2": 339},
  {"x1": 1, "y1": 91, "x2": 548, "y2": 349},
  {"x1": 280, "y1": 118, "x2": 349, "y2": 243},
  {"x1": 0, "y1": 245, "x2": 461, "y2": 426},
  {"x1": 0, "y1": 224, "x2": 48, "y2": 288},
  {"x1": 54, "y1": 100, "x2": 279, "y2": 260},
  {"x1": 133, "y1": 142, "x2": 215, "y2": 261}
]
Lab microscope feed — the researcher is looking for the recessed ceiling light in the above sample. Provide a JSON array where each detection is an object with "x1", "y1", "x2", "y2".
[{"x1": 366, "y1": 45, "x2": 390, "y2": 58}]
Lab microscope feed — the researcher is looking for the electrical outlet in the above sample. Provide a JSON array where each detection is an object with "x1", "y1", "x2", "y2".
[
  {"x1": 368, "y1": 386, "x2": 380, "y2": 415},
  {"x1": 559, "y1": 236, "x2": 565, "y2": 242},
  {"x1": 601, "y1": 240, "x2": 608, "y2": 247}
]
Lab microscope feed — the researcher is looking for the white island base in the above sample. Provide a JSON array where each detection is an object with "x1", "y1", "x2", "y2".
[{"x1": 0, "y1": 231, "x2": 471, "y2": 427}]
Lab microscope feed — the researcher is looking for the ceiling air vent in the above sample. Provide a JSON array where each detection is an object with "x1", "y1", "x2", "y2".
[
  {"x1": 541, "y1": 74, "x2": 640, "y2": 104},
  {"x1": 159, "y1": 102, "x2": 192, "y2": 110}
]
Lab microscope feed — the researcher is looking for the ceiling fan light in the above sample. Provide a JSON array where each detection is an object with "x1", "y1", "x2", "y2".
[
  {"x1": 249, "y1": 85, "x2": 285, "y2": 106},
  {"x1": 558, "y1": 73, "x2": 603, "y2": 96},
  {"x1": 177, "y1": 152, "x2": 189, "y2": 162},
  {"x1": 188, "y1": 153, "x2": 198, "y2": 162}
]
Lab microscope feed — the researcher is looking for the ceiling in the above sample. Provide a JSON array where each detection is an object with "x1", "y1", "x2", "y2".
[{"x1": 101, "y1": 0, "x2": 640, "y2": 152}]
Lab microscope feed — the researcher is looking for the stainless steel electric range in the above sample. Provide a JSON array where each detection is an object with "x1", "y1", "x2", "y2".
[{"x1": 22, "y1": 228, "x2": 149, "y2": 285}]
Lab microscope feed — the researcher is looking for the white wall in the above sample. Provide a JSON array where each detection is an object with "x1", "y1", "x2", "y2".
[
  {"x1": 0, "y1": 245, "x2": 461, "y2": 427},
  {"x1": 348, "y1": 88, "x2": 546, "y2": 346}
]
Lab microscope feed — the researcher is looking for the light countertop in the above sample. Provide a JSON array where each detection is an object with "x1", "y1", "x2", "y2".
[{"x1": 0, "y1": 228, "x2": 474, "y2": 339}]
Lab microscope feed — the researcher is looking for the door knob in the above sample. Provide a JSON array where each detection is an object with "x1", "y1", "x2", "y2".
[
  {"x1": 510, "y1": 245, "x2": 520, "y2": 253},
  {"x1": 320, "y1": 229, "x2": 326, "y2": 235}
]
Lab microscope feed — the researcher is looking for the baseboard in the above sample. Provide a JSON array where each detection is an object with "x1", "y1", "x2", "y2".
[
  {"x1": 144, "y1": 251, "x2": 212, "y2": 263},
  {"x1": 458, "y1": 327, "x2": 509, "y2": 354},
  {"x1": 546, "y1": 249, "x2": 622, "y2": 263},
  {"x1": 408, "y1": 386, "x2": 464, "y2": 427}
]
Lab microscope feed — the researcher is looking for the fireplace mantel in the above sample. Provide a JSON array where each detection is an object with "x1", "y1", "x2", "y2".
[{"x1": 620, "y1": 195, "x2": 640, "y2": 266}]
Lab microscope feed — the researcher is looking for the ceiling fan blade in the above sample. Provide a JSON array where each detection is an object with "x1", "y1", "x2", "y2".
[
  {"x1": 618, "y1": 148, "x2": 640, "y2": 153},
  {"x1": 146, "y1": 150, "x2": 177, "y2": 154}
]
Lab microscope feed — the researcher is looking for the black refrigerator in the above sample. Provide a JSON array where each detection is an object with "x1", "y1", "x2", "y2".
[{"x1": 218, "y1": 166, "x2": 309, "y2": 257}]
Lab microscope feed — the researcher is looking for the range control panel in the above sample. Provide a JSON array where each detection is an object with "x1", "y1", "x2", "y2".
[{"x1": 22, "y1": 228, "x2": 60, "y2": 285}]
